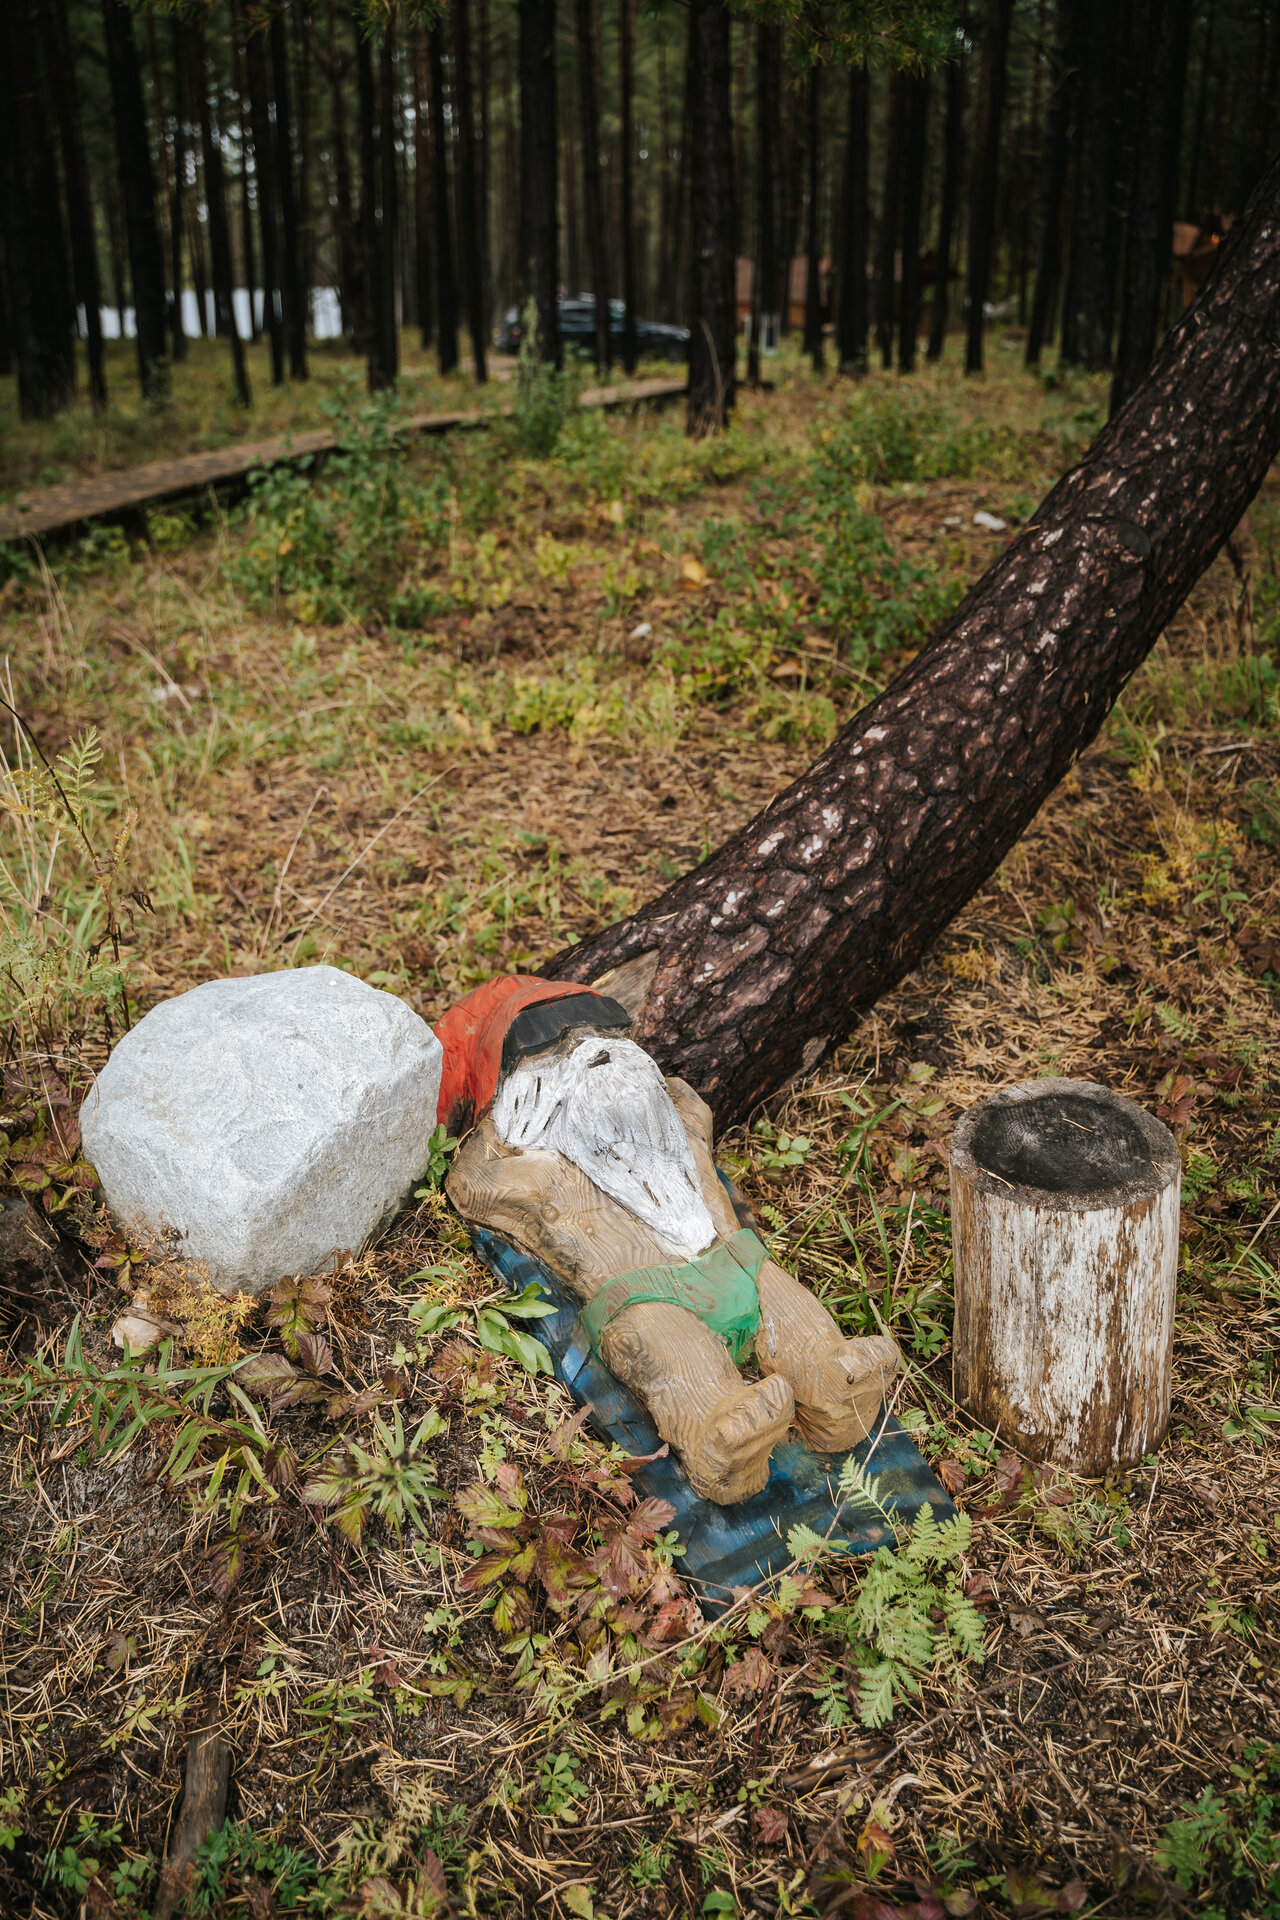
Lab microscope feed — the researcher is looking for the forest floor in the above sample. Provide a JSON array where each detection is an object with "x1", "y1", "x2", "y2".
[{"x1": 0, "y1": 341, "x2": 1276, "y2": 1920}]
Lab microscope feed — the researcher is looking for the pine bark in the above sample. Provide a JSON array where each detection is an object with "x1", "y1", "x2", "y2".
[
  {"x1": 454, "y1": 0, "x2": 488, "y2": 381},
  {"x1": 898, "y1": 72, "x2": 929, "y2": 374},
  {"x1": 169, "y1": 16, "x2": 189, "y2": 361},
  {"x1": 541, "y1": 159, "x2": 1280, "y2": 1124},
  {"x1": 965, "y1": 0, "x2": 1014, "y2": 374},
  {"x1": 376, "y1": 22, "x2": 400, "y2": 387},
  {"x1": 0, "y1": 0, "x2": 76, "y2": 419},
  {"x1": 196, "y1": 27, "x2": 252, "y2": 409},
  {"x1": 620, "y1": 0, "x2": 638, "y2": 373},
  {"x1": 835, "y1": 64, "x2": 869, "y2": 374},
  {"x1": 411, "y1": 27, "x2": 434, "y2": 351},
  {"x1": 519, "y1": 0, "x2": 560, "y2": 367},
  {"x1": 1110, "y1": 0, "x2": 1193, "y2": 414},
  {"x1": 875, "y1": 71, "x2": 902, "y2": 370},
  {"x1": 1062, "y1": 0, "x2": 1115, "y2": 371},
  {"x1": 803, "y1": 64, "x2": 824, "y2": 374},
  {"x1": 102, "y1": 0, "x2": 169, "y2": 401},
  {"x1": 1025, "y1": 2, "x2": 1076, "y2": 368},
  {"x1": 49, "y1": 0, "x2": 107, "y2": 409},
  {"x1": 428, "y1": 22, "x2": 459, "y2": 374},
  {"x1": 356, "y1": 22, "x2": 389, "y2": 389},
  {"x1": 748, "y1": 23, "x2": 780, "y2": 386},
  {"x1": 247, "y1": 22, "x2": 286, "y2": 384},
  {"x1": 685, "y1": 0, "x2": 735, "y2": 435},
  {"x1": 928, "y1": 24, "x2": 965, "y2": 363},
  {"x1": 576, "y1": 0, "x2": 611, "y2": 372},
  {"x1": 271, "y1": 7, "x2": 308, "y2": 379}
]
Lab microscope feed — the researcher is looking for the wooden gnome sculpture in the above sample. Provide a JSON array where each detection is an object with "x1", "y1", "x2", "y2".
[{"x1": 437, "y1": 976, "x2": 900, "y2": 1505}]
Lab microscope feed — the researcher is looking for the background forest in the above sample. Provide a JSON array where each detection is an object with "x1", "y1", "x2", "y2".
[
  {"x1": 4, "y1": 0, "x2": 1280, "y2": 457},
  {"x1": 0, "y1": 5, "x2": 1279, "y2": 1920}
]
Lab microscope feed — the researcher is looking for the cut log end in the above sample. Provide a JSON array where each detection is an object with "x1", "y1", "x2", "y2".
[{"x1": 950, "y1": 1079, "x2": 1180, "y2": 1477}]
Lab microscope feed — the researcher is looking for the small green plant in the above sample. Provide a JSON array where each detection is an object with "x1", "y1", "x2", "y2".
[
  {"x1": 826, "y1": 1505, "x2": 986, "y2": 1728},
  {"x1": 43, "y1": 1813, "x2": 123, "y2": 1895},
  {"x1": 513, "y1": 298, "x2": 570, "y2": 457},
  {"x1": 408, "y1": 1271, "x2": 557, "y2": 1375},
  {"x1": 1155, "y1": 1743, "x2": 1280, "y2": 1907},
  {"x1": 0, "y1": 1785, "x2": 22, "y2": 1850},
  {"x1": 537, "y1": 1749, "x2": 589, "y2": 1820},
  {"x1": 417, "y1": 1122, "x2": 461, "y2": 1192},
  {"x1": 228, "y1": 377, "x2": 451, "y2": 624},
  {"x1": 0, "y1": 717, "x2": 142, "y2": 1046},
  {"x1": 753, "y1": 1120, "x2": 812, "y2": 1179},
  {"x1": 302, "y1": 1403, "x2": 445, "y2": 1546}
]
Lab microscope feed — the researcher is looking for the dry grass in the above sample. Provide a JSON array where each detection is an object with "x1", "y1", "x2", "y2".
[{"x1": 0, "y1": 346, "x2": 1276, "y2": 1920}]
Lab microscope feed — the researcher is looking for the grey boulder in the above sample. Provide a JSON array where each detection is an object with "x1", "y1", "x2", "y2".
[{"x1": 80, "y1": 965, "x2": 443, "y2": 1294}]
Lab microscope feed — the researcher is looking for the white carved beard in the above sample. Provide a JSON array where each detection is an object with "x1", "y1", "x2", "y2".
[{"x1": 491, "y1": 1036, "x2": 716, "y2": 1259}]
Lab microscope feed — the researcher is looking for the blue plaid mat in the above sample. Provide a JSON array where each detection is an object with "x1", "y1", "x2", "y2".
[{"x1": 468, "y1": 1185, "x2": 952, "y2": 1612}]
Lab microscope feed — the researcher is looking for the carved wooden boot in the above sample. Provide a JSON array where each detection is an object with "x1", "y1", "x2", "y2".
[
  {"x1": 756, "y1": 1263, "x2": 901, "y2": 1453},
  {"x1": 679, "y1": 1374, "x2": 795, "y2": 1503}
]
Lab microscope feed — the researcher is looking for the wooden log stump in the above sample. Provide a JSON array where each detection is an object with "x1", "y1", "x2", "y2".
[{"x1": 950, "y1": 1078, "x2": 1180, "y2": 1476}]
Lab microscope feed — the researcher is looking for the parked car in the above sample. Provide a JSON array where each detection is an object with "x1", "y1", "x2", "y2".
[{"x1": 495, "y1": 297, "x2": 690, "y2": 362}]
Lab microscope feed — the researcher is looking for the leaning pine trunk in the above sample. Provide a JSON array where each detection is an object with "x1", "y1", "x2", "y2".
[{"x1": 543, "y1": 158, "x2": 1280, "y2": 1125}]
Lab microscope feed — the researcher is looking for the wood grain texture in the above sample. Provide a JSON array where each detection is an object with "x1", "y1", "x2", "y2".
[
  {"x1": 541, "y1": 156, "x2": 1280, "y2": 1126},
  {"x1": 155, "y1": 1726, "x2": 231, "y2": 1919},
  {"x1": 949, "y1": 1079, "x2": 1180, "y2": 1475}
]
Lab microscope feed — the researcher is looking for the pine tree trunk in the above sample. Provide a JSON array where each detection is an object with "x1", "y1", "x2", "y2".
[
  {"x1": 928, "y1": 20, "x2": 965, "y2": 363},
  {"x1": 620, "y1": 0, "x2": 638, "y2": 374},
  {"x1": 294, "y1": 3, "x2": 315, "y2": 325},
  {"x1": 1110, "y1": 0, "x2": 1192, "y2": 414},
  {"x1": 577, "y1": 0, "x2": 611, "y2": 371},
  {"x1": 875, "y1": 71, "x2": 902, "y2": 369},
  {"x1": 411, "y1": 27, "x2": 434, "y2": 352},
  {"x1": 1062, "y1": 0, "x2": 1115, "y2": 372},
  {"x1": 656, "y1": 30, "x2": 675, "y2": 322},
  {"x1": 748, "y1": 23, "x2": 780, "y2": 387},
  {"x1": 454, "y1": 0, "x2": 488, "y2": 381},
  {"x1": 429, "y1": 22, "x2": 459, "y2": 374},
  {"x1": 1025, "y1": 2, "x2": 1076, "y2": 368},
  {"x1": 247, "y1": 22, "x2": 286, "y2": 385},
  {"x1": 803, "y1": 64, "x2": 824, "y2": 373},
  {"x1": 49, "y1": 0, "x2": 107, "y2": 409},
  {"x1": 196, "y1": 26, "x2": 252, "y2": 409},
  {"x1": 169, "y1": 16, "x2": 189, "y2": 361},
  {"x1": 542, "y1": 158, "x2": 1280, "y2": 1124},
  {"x1": 478, "y1": 0, "x2": 492, "y2": 336},
  {"x1": 1, "y1": 0, "x2": 76, "y2": 419},
  {"x1": 685, "y1": 0, "x2": 735, "y2": 435},
  {"x1": 377, "y1": 22, "x2": 400, "y2": 388},
  {"x1": 836, "y1": 64, "x2": 869, "y2": 373},
  {"x1": 326, "y1": 7, "x2": 361, "y2": 348},
  {"x1": 357, "y1": 23, "x2": 388, "y2": 389},
  {"x1": 271, "y1": 7, "x2": 308, "y2": 379},
  {"x1": 964, "y1": 0, "x2": 1014, "y2": 375},
  {"x1": 229, "y1": 3, "x2": 257, "y2": 342},
  {"x1": 898, "y1": 72, "x2": 929, "y2": 374},
  {"x1": 102, "y1": 0, "x2": 169, "y2": 401},
  {"x1": 519, "y1": 0, "x2": 560, "y2": 366}
]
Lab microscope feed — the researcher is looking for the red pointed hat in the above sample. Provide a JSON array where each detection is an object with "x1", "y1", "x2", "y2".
[{"x1": 434, "y1": 973, "x2": 631, "y2": 1132}]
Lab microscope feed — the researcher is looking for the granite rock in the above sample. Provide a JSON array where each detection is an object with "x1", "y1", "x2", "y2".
[{"x1": 80, "y1": 966, "x2": 443, "y2": 1294}]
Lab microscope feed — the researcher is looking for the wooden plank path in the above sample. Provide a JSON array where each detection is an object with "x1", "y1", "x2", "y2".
[{"x1": 0, "y1": 375, "x2": 686, "y2": 545}]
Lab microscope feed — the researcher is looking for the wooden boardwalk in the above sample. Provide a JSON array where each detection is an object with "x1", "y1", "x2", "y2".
[{"x1": 0, "y1": 375, "x2": 686, "y2": 545}]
